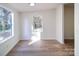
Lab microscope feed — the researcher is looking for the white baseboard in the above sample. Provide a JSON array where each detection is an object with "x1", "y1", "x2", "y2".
[
  {"x1": 21, "y1": 38, "x2": 56, "y2": 40},
  {"x1": 21, "y1": 37, "x2": 56, "y2": 40},
  {"x1": 41, "y1": 37, "x2": 56, "y2": 40},
  {"x1": 21, "y1": 37, "x2": 74, "y2": 40},
  {"x1": 41, "y1": 39, "x2": 55, "y2": 40}
]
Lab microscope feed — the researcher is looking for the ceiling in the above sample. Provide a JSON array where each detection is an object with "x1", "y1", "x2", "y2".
[{"x1": 8, "y1": 3, "x2": 60, "y2": 12}]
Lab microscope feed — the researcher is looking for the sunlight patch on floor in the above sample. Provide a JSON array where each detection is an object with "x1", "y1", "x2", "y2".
[{"x1": 28, "y1": 31, "x2": 41, "y2": 45}]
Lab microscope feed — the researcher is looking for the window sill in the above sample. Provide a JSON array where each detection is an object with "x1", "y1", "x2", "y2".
[{"x1": 0, "y1": 35, "x2": 14, "y2": 44}]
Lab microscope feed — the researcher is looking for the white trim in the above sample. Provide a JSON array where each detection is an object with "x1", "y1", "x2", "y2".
[
  {"x1": 0, "y1": 35, "x2": 14, "y2": 44},
  {"x1": 12, "y1": 12, "x2": 14, "y2": 37},
  {"x1": 20, "y1": 39, "x2": 56, "y2": 41},
  {"x1": 41, "y1": 39, "x2": 56, "y2": 40},
  {"x1": 21, "y1": 37, "x2": 56, "y2": 40},
  {"x1": 41, "y1": 37, "x2": 56, "y2": 40}
]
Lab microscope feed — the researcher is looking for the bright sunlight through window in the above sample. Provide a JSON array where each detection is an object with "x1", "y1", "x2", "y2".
[{"x1": 28, "y1": 16, "x2": 43, "y2": 45}]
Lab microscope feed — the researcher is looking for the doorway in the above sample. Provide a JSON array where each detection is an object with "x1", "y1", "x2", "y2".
[{"x1": 64, "y1": 4, "x2": 74, "y2": 49}]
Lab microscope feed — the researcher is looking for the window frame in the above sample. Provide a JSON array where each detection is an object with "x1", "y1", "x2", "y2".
[{"x1": 0, "y1": 5, "x2": 14, "y2": 44}]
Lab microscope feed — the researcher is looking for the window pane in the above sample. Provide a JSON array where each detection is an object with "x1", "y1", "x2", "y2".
[{"x1": 0, "y1": 7, "x2": 13, "y2": 41}]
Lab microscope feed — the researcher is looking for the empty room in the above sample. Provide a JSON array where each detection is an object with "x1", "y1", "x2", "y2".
[{"x1": 0, "y1": 3, "x2": 74, "y2": 56}]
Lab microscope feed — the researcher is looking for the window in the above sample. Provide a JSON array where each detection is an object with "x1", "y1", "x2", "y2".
[
  {"x1": 33, "y1": 16, "x2": 43, "y2": 32},
  {"x1": 0, "y1": 7, "x2": 14, "y2": 41}
]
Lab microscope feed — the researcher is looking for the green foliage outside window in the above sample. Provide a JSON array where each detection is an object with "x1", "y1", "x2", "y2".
[{"x1": 0, "y1": 7, "x2": 12, "y2": 32}]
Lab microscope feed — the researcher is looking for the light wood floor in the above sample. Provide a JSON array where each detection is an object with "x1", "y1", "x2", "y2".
[{"x1": 7, "y1": 40, "x2": 74, "y2": 56}]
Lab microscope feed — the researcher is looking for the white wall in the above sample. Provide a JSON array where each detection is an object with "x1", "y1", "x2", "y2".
[
  {"x1": 56, "y1": 4, "x2": 64, "y2": 44},
  {"x1": 75, "y1": 4, "x2": 79, "y2": 56},
  {"x1": 20, "y1": 9, "x2": 56, "y2": 40},
  {"x1": 0, "y1": 4, "x2": 20, "y2": 56},
  {"x1": 64, "y1": 4, "x2": 74, "y2": 39}
]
